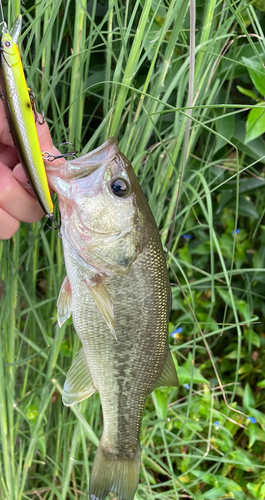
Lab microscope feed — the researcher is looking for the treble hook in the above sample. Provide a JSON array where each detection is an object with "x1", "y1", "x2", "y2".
[
  {"x1": 45, "y1": 214, "x2": 62, "y2": 239},
  {"x1": 28, "y1": 88, "x2": 45, "y2": 125},
  {"x1": 42, "y1": 142, "x2": 78, "y2": 162}
]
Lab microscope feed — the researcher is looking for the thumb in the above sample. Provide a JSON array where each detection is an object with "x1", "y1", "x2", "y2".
[{"x1": 12, "y1": 163, "x2": 31, "y2": 188}]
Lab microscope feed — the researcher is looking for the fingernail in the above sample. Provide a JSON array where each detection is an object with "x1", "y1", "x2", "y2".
[{"x1": 13, "y1": 163, "x2": 31, "y2": 188}]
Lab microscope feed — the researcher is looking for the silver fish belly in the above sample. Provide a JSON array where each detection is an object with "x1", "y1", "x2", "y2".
[{"x1": 46, "y1": 137, "x2": 178, "y2": 500}]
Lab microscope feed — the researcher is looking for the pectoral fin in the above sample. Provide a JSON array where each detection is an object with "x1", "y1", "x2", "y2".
[
  {"x1": 63, "y1": 348, "x2": 97, "y2": 406},
  {"x1": 57, "y1": 276, "x2": 72, "y2": 327},
  {"x1": 84, "y1": 276, "x2": 117, "y2": 340},
  {"x1": 155, "y1": 349, "x2": 179, "y2": 388}
]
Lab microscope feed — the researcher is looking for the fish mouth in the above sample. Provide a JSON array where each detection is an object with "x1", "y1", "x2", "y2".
[{"x1": 46, "y1": 137, "x2": 119, "y2": 180}]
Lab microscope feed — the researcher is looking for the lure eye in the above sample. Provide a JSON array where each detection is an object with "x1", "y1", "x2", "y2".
[
  {"x1": 4, "y1": 41, "x2": 11, "y2": 48},
  {"x1": 110, "y1": 178, "x2": 130, "y2": 198}
]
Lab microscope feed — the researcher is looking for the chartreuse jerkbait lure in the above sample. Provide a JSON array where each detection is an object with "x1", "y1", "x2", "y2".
[{"x1": 0, "y1": 12, "x2": 60, "y2": 229}]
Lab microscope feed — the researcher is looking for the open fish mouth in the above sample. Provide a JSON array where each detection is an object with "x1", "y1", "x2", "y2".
[{"x1": 46, "y1": 137, "x2": 119, "y2": 180}]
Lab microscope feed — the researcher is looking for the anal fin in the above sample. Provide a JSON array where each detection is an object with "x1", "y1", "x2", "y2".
[
  {"x1": 57, "y1": 275, "x2": 72, "y2": 327},
  {"x1": 63, "y1": 348, "x2": 97, "y2": 406},
  {"x1": 155, "y1": 349, "x2": 179, "y2": 388}
]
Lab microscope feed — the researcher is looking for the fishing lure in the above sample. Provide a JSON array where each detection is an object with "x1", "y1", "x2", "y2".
[{"x1": 0, "y1": 13, "x2": 59, "y2": 228}]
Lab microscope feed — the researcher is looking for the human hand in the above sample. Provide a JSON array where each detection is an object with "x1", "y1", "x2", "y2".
[{"x1": 0, "y1": 100, "x2": 62, "y2": 239}]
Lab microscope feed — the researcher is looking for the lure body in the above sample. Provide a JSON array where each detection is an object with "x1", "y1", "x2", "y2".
[{"x1": 0, "y1": 17, "x2": 53, "y2": 215}]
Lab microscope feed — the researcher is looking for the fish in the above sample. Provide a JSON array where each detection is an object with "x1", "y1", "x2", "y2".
[
  {"x1": 46, "y1": 137, "x2": 178, "y2": 500},
  {"x1": 0, "y1": 15, "x2": 54, "y2": 217}
]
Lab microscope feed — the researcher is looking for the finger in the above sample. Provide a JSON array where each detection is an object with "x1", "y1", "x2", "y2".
[
  {"x1": 0, "y1": 101, "x2": 15, "y2": 147},
  {"x1": 0, "y1": 162, "x2": 44, "y2": 223},
  {"x1": 36, "y1": 119, "x2": 66, "y2": 170},
  {"x1": 0, "y1": 100, "x2": 54, "y2": 152},
  {"x1": 0, "y1": 143, "x2": 19, "y2": 168},
  {"x1": 12, "y1": 163, "x2": 30, "y2": 187},
  {"x1": 0, "y1": 207, "x2": 19, "y2": 239},
  {"x1": 12, "y1": 162, "x2": 55, "y2": 197},
  {"x1": 0, "y1": 99, "x2": 65, "y2": 171},
  {"x1": 35, "y1": 117, "x2": 53, "y2": 152}
]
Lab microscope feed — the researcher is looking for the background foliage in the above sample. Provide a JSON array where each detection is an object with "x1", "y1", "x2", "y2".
[{"x1": 1, "y1": 0, "x2": 265, "y2": 499}]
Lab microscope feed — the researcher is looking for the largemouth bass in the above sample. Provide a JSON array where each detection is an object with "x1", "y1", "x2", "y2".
[{"x1": 46, "y1": 137, "x2": 178, "y2": 500}]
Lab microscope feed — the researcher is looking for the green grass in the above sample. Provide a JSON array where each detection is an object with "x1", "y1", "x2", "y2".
[{"x1": 1, "y1": 0, "x2": 265, "y2": 499}]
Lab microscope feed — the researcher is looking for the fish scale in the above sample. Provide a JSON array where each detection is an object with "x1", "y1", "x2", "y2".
[{"x1": 46, "y1": 137, "x2": 178, "y2": 500}]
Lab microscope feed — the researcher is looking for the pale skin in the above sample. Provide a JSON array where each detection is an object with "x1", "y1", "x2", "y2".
[{"x1": 0, "y1": 101, "x2": 64, "y2": 239}]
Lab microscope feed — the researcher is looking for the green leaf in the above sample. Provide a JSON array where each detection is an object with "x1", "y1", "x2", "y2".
[
  {"x1": 192, "y1": 243, "x2": 210, "y2": 255},
  {"x1": 214, "y1": 436, "x2": 233, "y2": 453},
  {"x1": 214, "y1": 111, "x2": 235, "y2": 153},
  {"x1": 244, "y1": 329, "x2": 260, "y2": 348},
  {"x1": 242, "y1": 56, "x2": 265, "y2": 96},
  {"x1": 237, "y1": 85, "x2": 257, "y2": 100},
  {"x1": 59, "y1": 341, "x2": 72, "y2": 357},
  {"x1": 178, "y1": 244, "x2": 192, "y2": 265},
  {"x1": 187, "y1": 421, "x2": 203, "y2": 432},
  {"x1": 37, "y1": 435, "x2": 47, "y2": 458},
  {"x1": 238, "y1": 195, "x2": 259, "y2": 219},
  {"x1": 198, "y1": 488, "x2": 226, "y2": 499},
  {"x1": 217, "y1": 191, "x2": 260, "y2": 218},
  {"x1": 238, "y1": 362, "x2": 252, "y2": 375},
  {"x1": 232, "y1": 119, "x2": 265, "y2": 164},
  {"x1": 177, "y1": 366, "x2": 208, "y2": 385},
  {"x1": 245, "y1": 105, "x2": 265, "y2": 143},
  {"x1": 143, "y1": 20, "x2": 162, "y2": 61},
  {"x1": 239, "y1": 177, "x2": 265, "y2": 194},
  {"x1": 247, "y1": 482, "x2": 264, "y2": 499},
  {"x1": 152, "y1": 389, "x2": 168, "y2": 420},
  {"x1": 26, "y1": 404, "x2": 38, "y2": 421},
  {"x1": 194, "y1": 472, "x2": 243, "y2": 492},
  {"x1": 243, "y1": 383, "x2": 255, "y2": 408},
  {"x1": 217, "y1": 288, "x2": 252, "y2": 323},
  {"x1": 247, "y1": 422, "x2": 265, "y2": 449},
  {"x1": 225, "y1": 349, "x2": 247, "y2": 359},
  {"x1": 257, "y1": 380, "x2": 265, "y2": 387},
  {"x1": 229, "y1": 449, "x2": 256, "y2": 471}
]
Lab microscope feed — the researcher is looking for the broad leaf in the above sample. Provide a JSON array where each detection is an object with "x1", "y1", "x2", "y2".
[
  {"x1": 245, "y1": 105, "x2": 265, "y2": 143},
  {"x1": 214, "y1": 110, "x2": 235, "y2": 153},
  {"x1": 242, "y1": 56, "x2": 265, "y2": 96},
  {"x1": 232, "y1": 119, "x2": 265, "y2": 164}
]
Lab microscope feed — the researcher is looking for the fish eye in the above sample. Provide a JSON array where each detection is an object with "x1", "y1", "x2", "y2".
[
  {"x1": 110, "y1": 178, "x2": 130, "y2": 198},
  {"x1": 4, "y1": 41, "x2": 11, "y2": 48}
]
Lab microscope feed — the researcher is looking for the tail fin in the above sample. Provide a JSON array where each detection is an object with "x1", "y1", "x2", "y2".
[{"x1": 89, "y1": 439, "x2": 140, "y2": 500}]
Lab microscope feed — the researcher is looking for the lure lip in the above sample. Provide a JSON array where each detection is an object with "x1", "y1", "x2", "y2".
[{"x1": 9, "y1": 14, "x2": 22, "y2": 43}]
